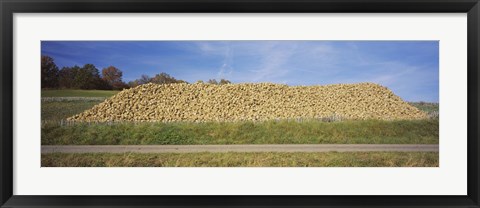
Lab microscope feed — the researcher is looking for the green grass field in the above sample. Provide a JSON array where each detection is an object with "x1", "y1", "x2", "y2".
[
  {"x1": 41, "y1": 89, "x2": 120, "y2": 97},
  {"x1": 42, "y1": 101, "x2": 101, "y2": 122},
  {"x1": 41, "y1": 152, "x2": 439, "y2": 167},
  {"x1": 42, "y1": 119, "x2": 438, "y2": 145}
]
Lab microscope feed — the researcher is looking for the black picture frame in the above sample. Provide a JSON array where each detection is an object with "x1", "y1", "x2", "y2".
[{"x1": 1, "y1": 0, "x2": 479, "y2": 207}]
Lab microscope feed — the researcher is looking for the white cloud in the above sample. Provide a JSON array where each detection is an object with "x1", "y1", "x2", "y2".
[
  {"x1": 217, "y1": 44, "x2": 234, "y2": 79},
  {"x1": 195, "y1": 41, "x2": 228, "y2": 56}
]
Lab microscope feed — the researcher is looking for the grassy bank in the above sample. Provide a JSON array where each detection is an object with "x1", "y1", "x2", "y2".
[
  {"x1": 42, "y1": 119, "x2": 439, "y2": 145},
  {"x1": 41, "y1": 90, "x2": 119, "y2": 97},
  {"x1": 41, "y1": 152, "x2": 439, "y2": 167}
]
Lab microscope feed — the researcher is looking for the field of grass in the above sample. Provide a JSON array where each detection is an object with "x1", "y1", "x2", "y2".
[
  {"x1": 41, "y1": 152, "x2": 439, "y2": 167},
  {"x1": 41, "y1": 89, "x2": 119, "y2": 97},
  {"x1": 42, "y1": 119, "x2": 439, "y2": 145},
  {"x1": 42, "y1": 101, "x2": 101, "y2": 122}
]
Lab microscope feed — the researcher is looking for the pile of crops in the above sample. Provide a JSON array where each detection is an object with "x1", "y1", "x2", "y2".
[{"x1": 67, "y1": 82, "x2": 428, "y2": 122}]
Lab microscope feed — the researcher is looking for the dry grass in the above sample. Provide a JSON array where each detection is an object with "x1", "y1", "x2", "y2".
[{"x1": 41, "y1": 152, "x2": 439, "y2": 167}]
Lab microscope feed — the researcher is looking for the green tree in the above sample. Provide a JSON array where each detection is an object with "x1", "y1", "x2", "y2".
[
  {"x1": 58, "y1": 66, "x2": 80, "y2": 89},
  {"x1": 73, "y1": 64, "x2": 102, "y2": 89},
  {"x1": 41, "y1": 55, "x2": 59, "y2": 88}
]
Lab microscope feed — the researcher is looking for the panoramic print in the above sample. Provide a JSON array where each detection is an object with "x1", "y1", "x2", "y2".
[{"x1": 41, "y1": 41, "x2": 439, "y2": 167}]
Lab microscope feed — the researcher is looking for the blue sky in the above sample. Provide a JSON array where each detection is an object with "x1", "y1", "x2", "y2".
[{"x1": 41, "y1": 41, "x2": 439, "y2": 102}]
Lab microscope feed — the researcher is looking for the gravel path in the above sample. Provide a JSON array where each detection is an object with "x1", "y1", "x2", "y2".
[{"x1": 41, "y1": 144, "x2": 439, "y2": 153}]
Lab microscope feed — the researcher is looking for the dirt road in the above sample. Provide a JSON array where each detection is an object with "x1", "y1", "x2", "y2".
[{"x1": 41, "y1": 144, "x2": 439, "y2": 153}]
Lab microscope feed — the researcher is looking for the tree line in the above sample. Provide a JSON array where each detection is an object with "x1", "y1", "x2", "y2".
[{"x1": 41, "y1": 55, "x2": 232, "y2": 90}]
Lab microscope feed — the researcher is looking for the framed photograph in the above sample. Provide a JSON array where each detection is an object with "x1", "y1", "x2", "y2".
[{"x1": 1, "y1": 0, "x2": 479, "y2": 207}]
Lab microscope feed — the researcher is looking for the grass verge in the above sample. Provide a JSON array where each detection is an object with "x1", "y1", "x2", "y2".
[
  {"x1": 41, "y1": 152, "x2": 439, "y2": 167},
  {"x1": 42, "y1": 119, "x2": 439, "y2": 145}
]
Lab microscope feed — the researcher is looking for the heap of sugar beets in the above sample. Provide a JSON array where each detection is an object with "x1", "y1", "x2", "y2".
[{"x1": 67, "y1": 82, "x2": 428, "y2": 122}]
